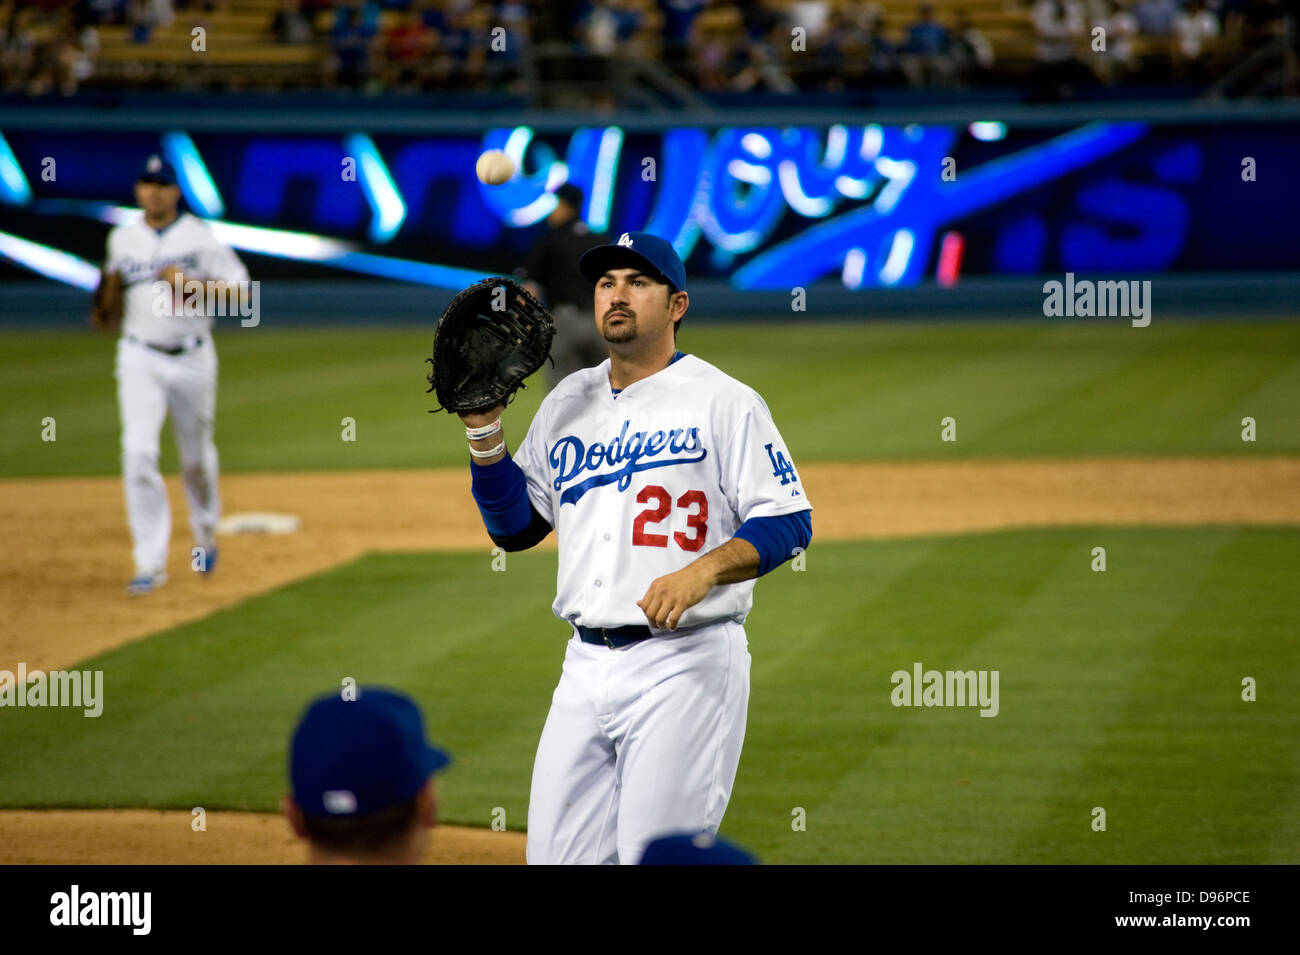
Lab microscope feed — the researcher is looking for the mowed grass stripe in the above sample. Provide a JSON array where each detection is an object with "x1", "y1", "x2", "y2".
[
  {"x1": 3, "y1": 321, "x2": 1300, "y2": 477},
  {"x1": 1015, "y1": 527, "x2": 1300, "y2": 864},
  {"x1": 0, "y1": 548, "x2": 565, "y2": 817},
  {"x1": 734, "y1": 528, "x2": 1222, "y2": 862},
  {"x1": 738, "y1": 531, "x2": 1066, "y2": 863},
  {"x1": 0, "y1": 528, "x2": 1294, "y2": 864}
]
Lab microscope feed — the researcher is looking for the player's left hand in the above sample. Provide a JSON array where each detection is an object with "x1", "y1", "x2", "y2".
[{"x1": 637, "y1": 564, "x2": 714, "y2": 631}]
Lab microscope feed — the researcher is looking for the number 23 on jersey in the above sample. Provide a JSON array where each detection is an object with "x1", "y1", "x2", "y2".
[{"x1": 632, "y1": 485, "x2": 708, "y2": 552}]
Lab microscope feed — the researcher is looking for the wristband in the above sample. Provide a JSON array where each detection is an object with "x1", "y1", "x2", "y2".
[
  {"x1": 469, "y1": 440, "x2": 506, "y2": 459},
  {"x1": 465, "y1": 419, "x2": 502, "y2": 441}
]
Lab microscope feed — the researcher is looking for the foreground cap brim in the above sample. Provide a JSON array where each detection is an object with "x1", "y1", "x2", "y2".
[{"x1": 578, "y1": 245, "x2": 672, "y2": 288}]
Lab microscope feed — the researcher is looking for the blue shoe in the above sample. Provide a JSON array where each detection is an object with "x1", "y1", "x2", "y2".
[
  {"x1": 126, "y1": 571, "x2": 168, "y2": 596},
  {"x1": 194, "y1": 543, "x2": 218, "y2": 575}
]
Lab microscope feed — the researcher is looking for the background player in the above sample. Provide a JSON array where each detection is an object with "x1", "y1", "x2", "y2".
[
  {"x1": 453, "y1": 232, "x2": 813, "y2": 864},
  {"x1": 515, "y1": 183, "x2": 608, "y2": 389},
  {"x1": 97, "y1": 156, "x2": 249, "y2": 595},
  {"x1": 285, "y1": 686, "x2": 451, "y2": 865}
]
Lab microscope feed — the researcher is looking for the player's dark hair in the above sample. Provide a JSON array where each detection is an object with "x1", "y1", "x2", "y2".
[{"x1": 300, "y1": 794, "x2": 422, "y2": 858}]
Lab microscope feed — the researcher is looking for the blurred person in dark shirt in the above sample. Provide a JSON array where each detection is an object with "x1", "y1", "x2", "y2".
[
  {"x1": 516, "y1": 184, "x2": 608, "y2": 389},
  {"x1": 271, "y1": 0, "x2": 314, "y2": 44},
  {"x1": 901, "y1": 4, "x2": 956, "y2": 86}
]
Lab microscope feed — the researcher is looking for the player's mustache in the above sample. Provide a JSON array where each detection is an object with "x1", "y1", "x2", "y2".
[{"x1": 604, "y1": 307, "x2": 634, "y2": 320}]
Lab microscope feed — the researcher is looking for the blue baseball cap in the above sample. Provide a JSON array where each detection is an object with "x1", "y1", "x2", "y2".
[
  {"x1": 638, "y1": 832, "x2": 758, "y2": 865},
  {"x1": 579, "y1": 231, "x2": 687, "y2": 292},
  {"x1": 290, "y1": 687, "x2": 451, "y2": 817},
  {"x1": 137, "y1": 154, "x2": 177, "y2": 186}
]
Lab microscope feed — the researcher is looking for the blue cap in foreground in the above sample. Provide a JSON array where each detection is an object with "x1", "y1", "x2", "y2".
[
  {"x1": 290, "y1": 687, "x2": 450, "y2": 817},
  {"x1": 137, "y1": 154, "x2": 177, "y2": 186},
  {"x1": 579, "y1": 231, "x2": 687, "y2": 293},
  {"x1": 638, "y1": 832, "x2": 758, "y2": 865}
]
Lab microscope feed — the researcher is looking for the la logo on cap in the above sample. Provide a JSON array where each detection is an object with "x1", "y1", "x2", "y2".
[
  {"x1": 323, "y1": 790, "x2": 358, "y2": 814},
  {"x1": 147, "y1": 156, "x2": 162, "y2": 172},
  {"x1": 617, "y1": 233, "x2": 634, "y2": 247}
]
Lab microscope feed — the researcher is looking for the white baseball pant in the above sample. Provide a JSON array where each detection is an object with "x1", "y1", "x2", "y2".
[
  {"x1": 115, "y1": 336, "x2": 220, "y2": 577},
  {"x1": 525, "y1": 619, "x2": 751, "y2": 865}
]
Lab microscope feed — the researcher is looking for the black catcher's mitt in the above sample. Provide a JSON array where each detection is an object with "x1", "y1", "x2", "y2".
[{"x1": 426, "y1": 277, "x2": 554, "y2": 414}]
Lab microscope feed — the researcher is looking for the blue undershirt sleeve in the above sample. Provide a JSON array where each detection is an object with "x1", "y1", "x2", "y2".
[
  {"x1": 469, "y1": 451, "x2": 535, "y2": 538},
  {"x1": 733, "y1": 510, "x2": 813, "y2": 577}
]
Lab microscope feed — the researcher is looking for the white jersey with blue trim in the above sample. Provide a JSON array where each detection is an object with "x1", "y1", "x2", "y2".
[
  {"x1": 514, "y1": 353, "x2": 812, "y2": 631},
  {"x1": 106, "y1": 212, "x2": 249, "y2": 343}
]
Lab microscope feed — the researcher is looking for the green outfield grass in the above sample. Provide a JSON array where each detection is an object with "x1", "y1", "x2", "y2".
[
  {"x1": 3, "y1": 528, "x2": 1296, "y2": 864},
  {"x1": 2, "y1": 320, "x2": 1298, "y2": 477}
]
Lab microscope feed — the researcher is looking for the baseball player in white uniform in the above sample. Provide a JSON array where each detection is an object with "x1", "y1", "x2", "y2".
[
  {"x1": 455, "y1": 232, "x2": 813, "y2": 864},
  {"x1": 102, "y1": 156, "x2": 249, "y2": 595}
]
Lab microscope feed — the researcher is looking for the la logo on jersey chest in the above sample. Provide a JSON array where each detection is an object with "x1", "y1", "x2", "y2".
[{"x1": 549, "y1": 418, "x2": 706, "y2": 506}]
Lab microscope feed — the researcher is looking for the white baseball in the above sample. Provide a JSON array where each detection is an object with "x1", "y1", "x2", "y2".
[{"x1": 476, "y1": 150, "x2": 515, "y2": 186}]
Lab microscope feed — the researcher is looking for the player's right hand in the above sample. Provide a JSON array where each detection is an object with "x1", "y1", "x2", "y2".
[{"x1": 458, "y1": 405, "x2": 505, "y2": 429}]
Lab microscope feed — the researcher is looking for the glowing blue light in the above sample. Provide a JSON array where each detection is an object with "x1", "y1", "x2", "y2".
[
  {"x1": 0, "y1": 134, "x2": 32, "y2": 205},
  {"x1": 161, "y1": 131, "x2": 224, "y2": 218},
  {"x1": 727, "y1": 159, "x2": 772, "y2": 186},
  {"x1": 878, "y1": 230, "x2": 915, "y2": 286},
  {"x1": 345, "y1": 133, "x2": 406, "y2": 243},
  {"x1": 0, "y1": 229, "x2": 99, "y2": 288},
  {"x1": 841, "y1": 247, "x2": 867, "y2": 289},
  {"x1": 778, "y1": 160, "x2": 834, "y2": 217},
  {"x1": 587, "y1": 127, "x2": 623, "y2": 232},
  {"x1": 968, "y1": 122, "x2": 1007, "y2": 142},
  {"x1": 740, "y1": 133, "x2": 774, "y2": 159},
  {"x1": 73, "y1": 204, "x2": 482, "y2": 288}
]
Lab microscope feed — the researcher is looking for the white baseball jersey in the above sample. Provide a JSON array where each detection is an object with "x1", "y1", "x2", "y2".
[
  {"x1": 106, "y1": 212, "x2": 248, "y2": 343},
  {"x1": 515, "y1": 353, "x2": 812, "y2": 631}
]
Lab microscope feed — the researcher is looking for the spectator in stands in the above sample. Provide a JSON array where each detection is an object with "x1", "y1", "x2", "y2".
[
  {"x1": 736, "y1": 0, "x2": 784, "y2": 41},
  {"x1": 126, "y1": 0, "x2": 155, "y2": 44},
  {"x1": 447, "y1": 3, "x2": 489, "y2": 89},
  {"x1": 786, "y1": 0, "x2": 831, "y2": 45},
  {"x1": 381, "y1": 7, "x2": 434, "y2": 89},
  {"x1": 1, "y1": 7, "x2": 38, "y2": 93},
  {"x1": 1132, "y1": 0, "x2": 1180, "y2": 35},
  {"x1": 480, "y1": 0, "x2": 530, "y2": 91},
  {"x1": 660, "y1": 0, "x2": 707, "y2": 71},
  {"x1": 1171, "y1": 0, "x2": 1220, "y2": 76},
  {"x1": 1033, "y1": 0, "x2": 1087, "y2": 62},
  {"x1": 816, "y1": 6, "x2": 867, "y2": 89},
  {"x1": 272, "y1": 0, "x2": 315, "y2": 45},
  {"x1": 951, "y1": 9, "x2": 995, "y2": 83},
  {"x1": 1087, "y1": 0, "x2": 1139, "y2": 83},
  {"x1": 1032, "y1": 0, "x2": 1092, "y2": 93},
  {"x1": 52, "y1": 10, "x2": 100, "y2": 95},
  {"x1": 1224, "y1": 0, "x2": 1288, "y2": 50},
  {"x1": 79, "y1": 0, "x2": 127, "y2": 26},
  {"x1": 901, "y1": 4, "x2": 956, "y2": 87},
  {"x1": 328, "y1": 0, "x2": 381, "y2": 89},
  {"x1": 580, "y1": 0, "x2": 644, "y2": 57},
  {"x1": 688, "y1": 0, "x2": 743, "y2": 90},
  {"x1": 175, "y1": 0, "x2": 229, "y2": 13},
  {"x1": 731, "y1": 32, "x2": 797, "y2": 91}
]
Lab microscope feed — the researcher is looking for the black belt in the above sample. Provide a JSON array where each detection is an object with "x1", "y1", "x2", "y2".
[
  {"x1": 127, "y1": 335, "x2": 203, "y2": 356},
  {"x1": 577, "y1": 624, "x2": 654, "y2": 648}
]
